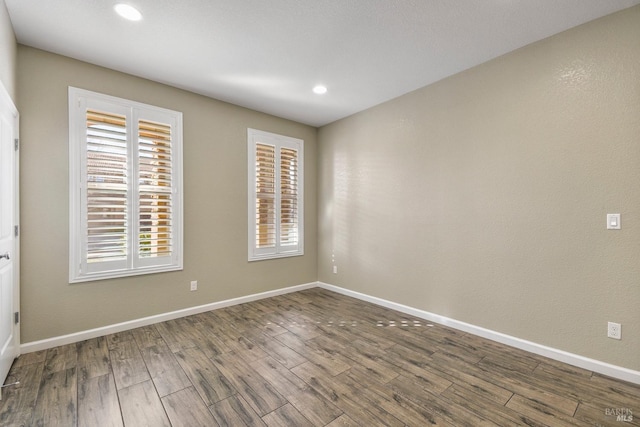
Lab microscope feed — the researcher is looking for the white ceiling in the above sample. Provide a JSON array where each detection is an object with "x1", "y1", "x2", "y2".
[{"x1": 6, "y1": 0, "x2": 640, "y2": 127}]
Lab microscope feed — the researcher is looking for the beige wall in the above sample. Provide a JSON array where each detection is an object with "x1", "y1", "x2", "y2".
[
  {"x1": 318, "y1": 6, "x2": 640, "y2": 370},
  {"x1": 17, "y1": 46, "x2": 317, "y2": 343},
  {"x1": 0, "y1": 0, "x2": 16, "y2": 99}
]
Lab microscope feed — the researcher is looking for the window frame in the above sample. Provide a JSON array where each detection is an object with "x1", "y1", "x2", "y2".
[
  {"x1": 247, "y1": 128, "x2": 304, "y2": 261},
  {"x1": 69, "y1": 87, "x2": 183, "y2": 283}
]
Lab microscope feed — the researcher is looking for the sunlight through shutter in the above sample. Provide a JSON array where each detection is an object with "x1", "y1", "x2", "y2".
[
  {"x1": 280, "y1": 147, "x2": 298, "y2": 247},
  {"x1": 85, "y1": 109, "x2": 128, "y2": 263},
  {"x1": 138, "y1": 119, "x2": 173, "y2": 258},
  {"x1": 255, "y1": 143, "x2": 276, "y2": 248}
]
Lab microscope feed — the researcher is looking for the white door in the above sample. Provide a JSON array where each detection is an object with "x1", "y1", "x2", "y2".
[{"x1": 0, "y1": 82, "x2": 19, "y2": 391}]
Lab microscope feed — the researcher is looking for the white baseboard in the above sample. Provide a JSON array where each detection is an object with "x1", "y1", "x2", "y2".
[
  {"x1": 318, "y1": 282, "x2": 640, "y2": 385},
  {"x1": 20, "y1": 282, "x2": 317, "y2": 354},
  {"x1": 21, "y1": 280, "x2": 640, "y2": 385}
]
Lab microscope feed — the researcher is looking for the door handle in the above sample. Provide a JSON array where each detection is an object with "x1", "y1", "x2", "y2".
[{"x1": 0, "y1": 253, "x2": 9, "y2": 260}]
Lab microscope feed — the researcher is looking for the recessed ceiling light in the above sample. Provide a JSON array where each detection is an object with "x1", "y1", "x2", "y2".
[
  {"x1": 313, "y1": 85, "x2": 327, "y2": 95},
  {"x1": 114, "y1": 4, "x2": 142, "y2": 21}
]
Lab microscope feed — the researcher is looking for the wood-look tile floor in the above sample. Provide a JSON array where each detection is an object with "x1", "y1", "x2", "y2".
[{"x1": 1, "y1": 288, "x2": 639, "y2": 426}]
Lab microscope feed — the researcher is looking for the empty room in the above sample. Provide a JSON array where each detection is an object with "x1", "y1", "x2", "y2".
[{"x1": 0, "y1": 0, "x2": 639, "y2": 426}]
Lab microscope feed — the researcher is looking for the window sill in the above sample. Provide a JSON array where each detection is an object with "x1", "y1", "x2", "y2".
[
  {"x1": 69, "y1": 264, "x2": 183, "y2": 283},
  {"x1": 248, "y1": 251, "x2": 304, "y2": 262}
]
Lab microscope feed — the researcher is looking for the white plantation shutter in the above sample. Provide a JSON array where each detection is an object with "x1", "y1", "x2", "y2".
[
  {"x1": 248, "y1": 129, "x2": 303, "y2": 261},
  {"x1": 255, "y1": 143, "x2": 276, "y2": 249},
  {"x1": 70, "y1": 88, "x2": 183, "y2": 282},
  {"x1": 279, "y1": 147, "x2": 299, "y2": 247},
  {"x1": 86, "y1": 110, "x2": 128, "y2": 265},
  {"x1": 138, "y1": 119, "x2": 173, "y2": 261}
]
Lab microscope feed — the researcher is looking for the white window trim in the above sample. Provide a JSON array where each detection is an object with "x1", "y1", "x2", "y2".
[
  {"x1": 248, "y1": 128, "x2": 304, "y2": 261},
  {"x1": 69, "y1": 87, "x2": 183, "y2": 283}
]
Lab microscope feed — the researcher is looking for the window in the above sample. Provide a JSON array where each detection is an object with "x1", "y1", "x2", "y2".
[
  {"x1": 69, "y1": 87, "x2": 183, "y2": 282},
  {"x1": 248, "y1": 129, "x2": 304, "y2": 261}
]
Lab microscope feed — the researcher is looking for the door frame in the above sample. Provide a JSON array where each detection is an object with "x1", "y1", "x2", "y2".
[{"x1": 0, "y1": 80, "x2": 20, "y2": 388}]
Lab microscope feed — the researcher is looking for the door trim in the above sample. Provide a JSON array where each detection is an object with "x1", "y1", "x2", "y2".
[{"x1": 0, "y1": 80, "x2": 20, "y2": 378}]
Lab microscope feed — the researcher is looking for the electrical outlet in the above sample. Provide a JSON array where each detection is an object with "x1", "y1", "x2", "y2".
[
  {"x1": 332, "y1": 265, "x2": 338, "y2": 274},
  {"x1": 607, "y1": 322, "x2": 621, "y2": 340},
  {"x1": 190, "y1": 280, "x2": 198, "y2": 291}
]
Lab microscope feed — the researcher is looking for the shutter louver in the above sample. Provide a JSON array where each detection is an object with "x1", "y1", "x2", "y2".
[
  {"x1": 138, "y1": 119, "x2": 173, "y2": 258},
  {"x1": 255, "y1": 143, "x2": 276, "y2": 248},
  {"x1": 280, "y1": 147, "x2": 298, "y2": 246},
  {"x1": 85, "y1": 109, "x2": 128, "y2": 263}
]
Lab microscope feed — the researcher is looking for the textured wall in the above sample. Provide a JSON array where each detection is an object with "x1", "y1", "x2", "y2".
[
  {"x1": 0, "y1": 0, "x2": 16, "y2": 99},
  {"x1": 17, "y1": 46, "x2": 317, "y2": 342},
  {"x1": 318, "y1": 7, "x2": 640, "y2": 370}
]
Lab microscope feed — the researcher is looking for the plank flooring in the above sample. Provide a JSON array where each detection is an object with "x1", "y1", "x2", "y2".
[{"x1": 1, "y1": 288, "x2": 639, "y2": 426}]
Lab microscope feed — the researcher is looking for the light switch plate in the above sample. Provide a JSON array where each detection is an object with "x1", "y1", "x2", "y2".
[{"x1": 607, "y1": 214, "x2": 620, "y2": 230}]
